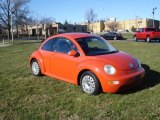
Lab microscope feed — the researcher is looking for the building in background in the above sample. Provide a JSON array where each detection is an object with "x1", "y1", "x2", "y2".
[
  {"x1": 87, "y1": 18, "x2": 160, "y2": 33},
  {"x1": 8, "y1": 18, "x2": 160, "y2": 36},
  {"x1": 84, "y1": 21, "x2": 105, "y2": 33},
  {"x1": 55, "y1": 23, "x2": 87, "y2": 34},
  {"x1": 26, "y1": 22, "x2": 87, "y2": 36},
  {"x1": 118, "y1": 18, "x2": 160, "y2": 32}
]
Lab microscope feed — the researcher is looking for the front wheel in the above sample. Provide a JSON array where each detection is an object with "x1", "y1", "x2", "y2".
[
  {"x1": 113, "y1": 36, "x2": 117, "y2": 40},
  {"x1": 134, "y1": 36, "x2": 137, "y2": 41},
  {"x1": 80, "y1": 71, "x2": 101, "y2": 95},
  {"x1": 31, "y1": 59, "x2": 42, "y2": 76},
  {"x1": 146, "y1": 36, "x2": 150, "y2": 43}
]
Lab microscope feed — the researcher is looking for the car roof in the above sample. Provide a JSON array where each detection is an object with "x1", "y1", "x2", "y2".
[{"x1": 53, "y1": 33, "x2": 93, "y2": 39}]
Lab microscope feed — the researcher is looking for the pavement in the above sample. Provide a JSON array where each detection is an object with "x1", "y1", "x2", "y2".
[{"x1": 0, "y1": 43, "x2": 12, "y2": 47}]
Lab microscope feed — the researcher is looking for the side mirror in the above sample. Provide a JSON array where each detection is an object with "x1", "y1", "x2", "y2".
[{"x1": 68, "y1": 50, "x2": 78, "y2": 56}]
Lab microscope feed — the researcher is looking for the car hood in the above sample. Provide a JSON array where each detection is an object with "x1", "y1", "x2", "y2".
[{"x1": 93, "y1": 51, "x2": 139, "y2": 71}]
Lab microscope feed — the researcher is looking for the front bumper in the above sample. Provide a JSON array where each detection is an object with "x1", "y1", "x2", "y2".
[{"x1": 100, "y1": 67, "x2": 145, "y2": 93}]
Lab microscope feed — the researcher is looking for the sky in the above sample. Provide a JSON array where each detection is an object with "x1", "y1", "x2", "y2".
[{"x1": 28, "y1": 0, "x2": 160, "y2": 23}]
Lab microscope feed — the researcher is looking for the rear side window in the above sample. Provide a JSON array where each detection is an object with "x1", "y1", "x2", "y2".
[
  {"x1": 41, "y1": 39, "x2": 54, "y2": 51},
  {"x1": 109, "y1": 32, "x2": 116, "y2": 36},
  {"x1": 145, "y1": 28, "x2": 156, "y2": 32}
]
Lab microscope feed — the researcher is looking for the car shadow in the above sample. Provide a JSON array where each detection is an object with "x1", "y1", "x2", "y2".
[
  {"x1": 119, "y1": 64, "x2": 160, "y2": 94},
  {"x1": 134, "y1": 40, "x2": 160, "y2": 43}
]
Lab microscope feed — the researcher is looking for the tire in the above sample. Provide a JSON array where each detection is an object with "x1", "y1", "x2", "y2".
[
  {"x1": 113, "y1": 36, "x2": 117, "y2": 40},
  {"x1": 80, "y1": 71, "x2": 101, "y2": 95},
  {"x1": 146, "y1": 36, "x2": 150, "y2": 43},
  {"x1": 31, "y1": 59, "x2": 42, "y2": 76},
  {"x1": 134, "y1": 36, "x2": 137, "y2": 41}
]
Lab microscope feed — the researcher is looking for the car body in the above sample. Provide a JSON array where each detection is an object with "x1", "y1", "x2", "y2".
[
  {"x1": 133, "y1": 28, "x2": 160, "y2": 42},
  {"x1": 100, "y1": 32, "x2": 123, "y2": 40},
  {"x1": 30, "y1": 33, "x2": 145, "y2": 95}
]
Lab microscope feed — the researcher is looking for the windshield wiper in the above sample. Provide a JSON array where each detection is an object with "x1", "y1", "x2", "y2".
[{"x1": 107, "y1": 50, "x2": 119, "y2": 54}]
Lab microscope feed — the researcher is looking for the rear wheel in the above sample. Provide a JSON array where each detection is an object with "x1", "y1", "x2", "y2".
[
  {"x1": 146, "y1": 36, "x2": 150, "y2": 43},
  {"x1": 80, "y1": 71, "x2": 101, "y2": 95},
  {"x1": 134, "y1": 36, "x2": 137, "y2": 41},
  {"x1": 31, "y1": 59, "x2": 42, "y2": 76},
  {"x1": 113, "y1": 36, "x2": 117, "y2": 40}
]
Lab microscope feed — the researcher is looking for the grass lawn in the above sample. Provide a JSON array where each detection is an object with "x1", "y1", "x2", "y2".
[
  {"x1": 0, "y1": 40, "x2": 160, "y2": 120},
  {"x1": 121, "y1": 32, "x2": 134, "y2": 39}
]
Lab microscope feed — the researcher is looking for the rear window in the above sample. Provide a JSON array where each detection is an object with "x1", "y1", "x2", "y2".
[{"x1": 145, "y1": 28, "x2": 156, "y2": 32}]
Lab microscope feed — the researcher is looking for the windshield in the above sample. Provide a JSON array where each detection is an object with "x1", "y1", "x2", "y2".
[{"x1": 76, "y1": 36, "x2": 118, "y2": 56}]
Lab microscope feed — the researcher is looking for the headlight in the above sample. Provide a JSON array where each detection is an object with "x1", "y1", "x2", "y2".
[
  {"x1": 137, "y1": 59, "x2": 142, "y2": 68},
  {"x1": 104, "y1": 65, "x2": 116, "y2": 75}
]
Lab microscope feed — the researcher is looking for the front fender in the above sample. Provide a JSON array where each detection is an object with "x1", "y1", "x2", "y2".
[{"x1": 75, "y1": 59, "x2": 106, "y2": 85}]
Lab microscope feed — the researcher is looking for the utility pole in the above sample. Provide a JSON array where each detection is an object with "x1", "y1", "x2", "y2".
[
  {"x1": 36, "y1": 12, "x2": 39, "y2": 40},
  {"x1": 44, "y1": 23, "x2": 46, "y2": 40},
  {"x1": 10, "y1": 6, "x2": 14, "y2": 44},
  {"x1": 152, "y1": 7, "x2": 157, "y2": 28}
]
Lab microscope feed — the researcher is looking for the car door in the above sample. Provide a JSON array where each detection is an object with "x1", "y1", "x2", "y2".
[
  {"x1": 50, "y1": 37, "x2": 79, "y2": 83},
  {"x1": 137, "y1": 28, "x2": 144, "y2": 39},
  {"x1": 109, "y1": 32, "x2": 115, "y2": 39},
  {"x1": 136, "y1": 28, "x2": 141, "y2": 39},
  {"x1": 105, "y1": 33, "x2": 110, "y2": 39},
  {"x1": 40, "y1": 39, "x2": 55, "y2": 74},
  {"x1": 141, "y1": 28, "x2": 146, "y2": 39}
]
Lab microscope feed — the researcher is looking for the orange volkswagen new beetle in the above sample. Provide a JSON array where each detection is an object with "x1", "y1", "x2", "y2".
[{"x1": 30, "y1": 33, "x2": 145, "y2": 95}]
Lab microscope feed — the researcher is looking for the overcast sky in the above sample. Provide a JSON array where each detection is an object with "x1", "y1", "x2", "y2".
[{"x1": 28, "y1": 0, "x2": 160, "y2": 23}]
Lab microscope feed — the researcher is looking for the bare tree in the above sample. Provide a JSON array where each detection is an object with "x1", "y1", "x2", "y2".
[
  {"x1": 13, "y1": 0, "x2": 30, "y2": 38},
  {"x1": 85, "y1": 8, "x2": 97, "y2": 32},
  {"x1": 0, "y1": 0, "x2": 30, "y2": 39},
  {"x1": 40, "y1": 17, "x2": 55, "y2": 39},
  {"x1": 26, "y1": 17, "x2": 36, "y2": 36},
  {"x1": 19, "y1": 16, "x2": 35, "y2": 37},
  {"x1": 106, "y1": 21, "x2": 121, "y2": 31},
  {"x1": 0, "y1": 0, "x2": 12, "y2": 39}
]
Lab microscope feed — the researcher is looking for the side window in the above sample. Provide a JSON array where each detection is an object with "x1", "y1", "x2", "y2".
[
  {"x1": 41, "y1": 39, "x2": 56, "y2": 51},
  {"x1": 138, "y1": 28, "x2": 144, "y2": 32},
  {"x1": 110, "y1": 33, "x2": 114, "y2": 36},
  {"x1": 54, "y1": 38, "x2": 77, "y2": 54}
]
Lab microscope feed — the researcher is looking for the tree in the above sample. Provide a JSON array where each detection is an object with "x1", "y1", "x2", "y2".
[
  {"x1": 85, "y1": 8, "x2": 97, "y2": 32},
  {"x1": 40, "y1": 17, "x2": 55, "y2": 39},
  {"x1": 131, "y1": 26, "x2": 136, "y2": 32},
  {"x1": 106, "y1": 21, "x2": 121, "y2": 31},
  {"x1": 20, "y1": 16, "x2": 35, "y2": 37},
  {"x1": 64, "y1": 19, "x2": 69, "y2": 25},
  {"x1": 0, "y1": 24, "x2": 2, "y2": 34},
  {"x1": 85, "y1": 8, "x2": 97, "y2": 23},
  {"x1": 13, "y1": 0, "x2": 30, "y2": 38},
  {"x1": 0, "y1": 0, "x2": 30, "y2": 39},
  {"x1": 0, "y1": 0, "x2": 12, "y2": 39}
]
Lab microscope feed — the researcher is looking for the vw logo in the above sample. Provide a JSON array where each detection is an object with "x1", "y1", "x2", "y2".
[{"x1": 129, "y1": 63, "x2": 134, "y2": 68}]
